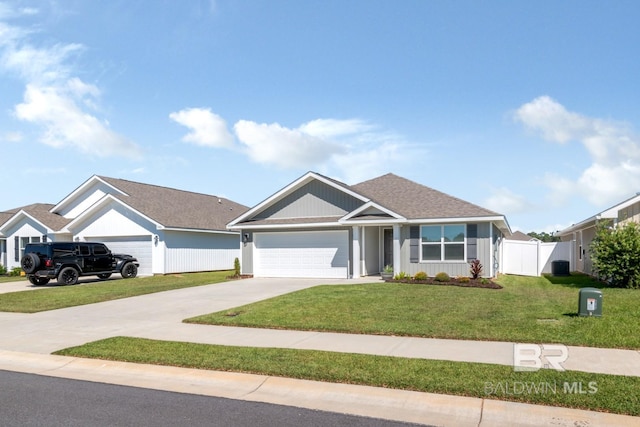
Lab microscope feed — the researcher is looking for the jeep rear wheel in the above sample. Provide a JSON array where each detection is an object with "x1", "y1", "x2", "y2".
[
  {"x1": 121, "y1": 262, "x2": 138, "y2": 279},
  {"x1": 28, "y1": 276, "x2": 50, "y2": 286},
  {"x1": 21, "y1": 253, "x2": 40, "y2": 274},
  {"x1": 58, "y1": 267, "x2": 79, "y2": 285}
]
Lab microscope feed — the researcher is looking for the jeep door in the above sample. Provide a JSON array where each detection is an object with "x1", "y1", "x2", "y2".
[{"x1": 91, "y1": 244, "x2": 114, "y2": 272}]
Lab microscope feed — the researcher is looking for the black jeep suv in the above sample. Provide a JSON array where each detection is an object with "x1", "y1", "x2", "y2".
[{"x1": 20, "y1": 242, "x2": 139, "y2": 286}]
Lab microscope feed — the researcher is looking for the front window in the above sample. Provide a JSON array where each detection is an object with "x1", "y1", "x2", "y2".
[
  {"x1": 20, "y1": 236, "x2": 41, "y2": 258},
  {"x1": 421, "y1": 225, "x2": 466, "y2": 261}
]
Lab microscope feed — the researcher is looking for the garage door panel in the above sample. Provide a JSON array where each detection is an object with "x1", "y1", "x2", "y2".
[
  {"x1": 89, "y1": 236, "x2": 152, "y2": 276},
  {"x1": 254, "y1": 231, "x2": 348, "y2": 278}
]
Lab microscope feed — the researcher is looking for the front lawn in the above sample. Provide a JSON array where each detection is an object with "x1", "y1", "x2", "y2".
[
  {"x1": 0, "y1": 271, "x2": 233, "y2": 313},
  {"x1": 186, "y1": 273, "x2": 640, "y2": 349},
  {"x1": 55, "y1": 336, "x2": 640, "y2": 416}
]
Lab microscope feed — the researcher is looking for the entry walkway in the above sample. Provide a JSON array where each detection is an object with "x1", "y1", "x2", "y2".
[{"x1": 0, "y1": 277, "x2": 639, "y2": 426}]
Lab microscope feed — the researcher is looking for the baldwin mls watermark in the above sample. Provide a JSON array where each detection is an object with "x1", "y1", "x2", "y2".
[
  {"x1": 480, "y1": 344, "x2": 598, "y2": 396},
  {"x1": 513, "y1": 343, "x2": 569, "y2": 372}
]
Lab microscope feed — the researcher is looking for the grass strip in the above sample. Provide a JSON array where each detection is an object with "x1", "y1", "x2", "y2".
[
  {"x1": 55, "y1": 336, "x2": 640, "y2": 416},
  {"x1": 0, "y1": 271, "x2": 232, "y2": 313},
  {"x1": 186, "y1": 276, "x2": 640, "y2": 349}
]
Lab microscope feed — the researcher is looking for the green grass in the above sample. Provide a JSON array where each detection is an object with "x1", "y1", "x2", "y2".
[
  {"x1": 186, "y1": 273, "x2": 640, "y2": 349},
  {"x1": 0, "y1": 271, "x2": 233, "y2": 313},
  {"x1": 55, "y1": 336, "x2": 640, "y2": 416},
  {"x1": 0, "y1": 276, "x2": 27, "y2": 283}
]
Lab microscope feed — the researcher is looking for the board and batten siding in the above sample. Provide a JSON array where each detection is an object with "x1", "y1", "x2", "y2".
[
  {"x1": 164, "y1": 231, "x2": 240, "y2": 274},
  {"x1": 400, "y1": 222, "x2": 495, "y2": 278},
  {"x1": 255, "y1": 180, "x2": 363, "y2": 220}
]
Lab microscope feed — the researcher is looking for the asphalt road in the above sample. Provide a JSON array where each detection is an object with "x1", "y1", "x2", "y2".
[{"x1": 0, "y1": 370, "x2": 424, "y2": 427}]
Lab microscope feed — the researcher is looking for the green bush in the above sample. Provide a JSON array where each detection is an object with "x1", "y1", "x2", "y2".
[
  {"x1": 393, "y1": 272, "x2": 410, "y2": 280},
  {"x1": 9, "y1": 267, "x2": 22, "y2": 277},
  {"x1": 457, "y1": 276, "x2": 470, "y2": 283},
  {"x1": 434, "y1": 272, "x2": 450, "y2": 282},
  {"x1": 233, "y1": 257, "x2": 241, "y2": 277},
  {"x1": 0, "y1": 264, "x2": 6, "y2": 275},
  {"x1": 591, "y1": 221, "x2": 640, "y2": 288},
  {"x1": 413, "y1": 271, "x2": 428, "y2": 281}
]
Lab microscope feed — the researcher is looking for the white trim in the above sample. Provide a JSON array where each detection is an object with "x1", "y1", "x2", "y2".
[
  {"x1": 64, "y1": 194, "x2": 162, "y2": 233},
  {"x1": 227, "y1": 172, "x2": 368, "y2": 228},
  {"x1": 161, "y1": 227, "x2": 239, "y2": 235},
  {"x1": 340, "y1": 201, "x2": 404, "y2": 221},
  {"x1": 230, "y1": 221, "x2": 344, "y2": 230},
  {"x1": 50, "y1": 175, "x2": 128, "y2": 214},
  {"x1": 0, "y1": 210, "x2": 53, "y2": 234}
]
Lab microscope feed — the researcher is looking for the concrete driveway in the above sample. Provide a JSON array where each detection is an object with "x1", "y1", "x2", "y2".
[{"x1": 0, "y1": 277, "x2": 377, "y2": 354}]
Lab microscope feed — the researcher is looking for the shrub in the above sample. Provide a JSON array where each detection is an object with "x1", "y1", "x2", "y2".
[
  {"x1": 469, "y1": 259, "x2": 483, "y2": 279},
  {"x1": 383, "y1": 264, "x2": 394, "y2": 273},
  {"x1": 394, "y1": 271, "x2": 410, "y2": 280},
  {"x1": 9, "y1": 267, "x2": 22, "y2": 277},
  {"x1": 413, "y1": 271, "x2": 428, "y2": 281},
  {"x1": 233, "y1": 257, "x2": 241, "y2": 277},
  {"x1": 591, "y1": 221, "x2": 640, "y2": 288},
  {"x1": 0, "y1": 264, "x2": 6, "y2": 275},
  {"x1": 434, "y1": 272, "x2": 450, "y2": 282},
  {"x1": 457, "y1": 276, "x2": 470, "y2": 283}
]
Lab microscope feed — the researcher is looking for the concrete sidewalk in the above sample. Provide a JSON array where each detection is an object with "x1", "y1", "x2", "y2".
[{"x1": 1, "y1": 277, "x2": 639, "y2": 426}]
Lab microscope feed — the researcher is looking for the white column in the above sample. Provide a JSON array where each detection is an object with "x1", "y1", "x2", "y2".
[
  {"x1": 352, "y1": 226, "x2": 361, "y2": 278},
  {"x1": 393, "y1": 224, "x2": 401, "y2": 274}
]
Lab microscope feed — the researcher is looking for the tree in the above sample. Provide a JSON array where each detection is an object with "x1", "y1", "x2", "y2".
[
  {"x1": 527, "y1": 231, "x2": 560, "y2": 242},
  {"x1": 590, "y1": 221, "x2": 640, "y2": 288}
]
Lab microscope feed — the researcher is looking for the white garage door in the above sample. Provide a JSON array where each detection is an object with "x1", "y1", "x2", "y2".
[
  {"x1": 254, "y1": 230, "x2": 349, "y2": 278},
  {"x1": 89, "y1": 236, "x2": 152, "y2": 276}
]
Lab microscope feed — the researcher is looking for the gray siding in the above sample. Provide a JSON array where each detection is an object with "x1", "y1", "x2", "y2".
[
  {"x1": 256, "y1": 181, "x2": 363, "y2": 220},
  {"x1": 400, "y1": 222, "x2": 494, "y2": 278}
]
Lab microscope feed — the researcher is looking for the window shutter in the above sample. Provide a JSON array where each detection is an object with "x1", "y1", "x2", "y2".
[
  {"x1": 410, "y1": 226, "x2": 419, "y2": 263},
  {"x1": 467, "y1": 224, "x2": 477, "y2": 261},
  {"x1": 43, "y1": 235, "x2": 47, "y2": 242},
  {"x1": 14, "y1": 236, "x2": 19, "y2": 262}
]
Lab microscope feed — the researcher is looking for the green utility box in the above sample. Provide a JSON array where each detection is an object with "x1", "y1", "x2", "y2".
[{"x1": 578, "y1": 287, "x2": 602, "y2": 317}]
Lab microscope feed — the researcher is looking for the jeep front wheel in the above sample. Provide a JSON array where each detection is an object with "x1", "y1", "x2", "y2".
[
  {"x1": 58, "y1": 267, "x2": 79, "y2": 285},
  {"x1": 21, "y1": 253, "x2": 40, "y2": 274},
  {"x1": 28, "y1": 276, "x2": 50, "y2": 286},
  {"x1": 121, "y1": 263, "x2": 138, "y2": 279}
]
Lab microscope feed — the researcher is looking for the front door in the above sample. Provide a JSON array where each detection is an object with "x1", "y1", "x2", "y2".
[{"x1": 383, "y1": 228, "x2": 393, "y2": 268}]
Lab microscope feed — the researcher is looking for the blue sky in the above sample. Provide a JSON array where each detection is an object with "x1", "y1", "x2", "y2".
[{"x1": 1, "y1": 0, "x2": 639, "y2": 233}]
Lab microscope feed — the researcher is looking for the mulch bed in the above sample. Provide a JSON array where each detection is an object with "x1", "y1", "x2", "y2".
[{"x1": 385, "y1": 277, "x2": 502, "y2": 289}]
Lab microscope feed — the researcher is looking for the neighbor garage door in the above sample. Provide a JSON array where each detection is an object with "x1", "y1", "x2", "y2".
[
  {"x1": 254, "y1": 230, "x2": 349, "y2": 278},
  {"x1": 89, "y1": 235, "x2": 152, "y2": 276}
]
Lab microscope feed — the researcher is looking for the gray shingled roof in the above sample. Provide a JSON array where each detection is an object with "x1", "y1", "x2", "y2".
[
  {"x1": 350, "y1": 173, "x2": 501, "y2": 219},
  {"x1": 99, "y1": 176, "x2": 249, "y2": 231},
  {"x1": 0, "y1": 203, "x2": 72, "y2": 231}
]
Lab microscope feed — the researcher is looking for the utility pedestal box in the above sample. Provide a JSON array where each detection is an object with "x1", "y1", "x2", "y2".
[{"x1": 578, "y1": 287, "x2": 602, "y2": 317}]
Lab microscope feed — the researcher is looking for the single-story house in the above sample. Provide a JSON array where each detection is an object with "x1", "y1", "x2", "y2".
[
  {"x1": 505, "y1": 230, "x2": 540, "y2": 242},
  {"x1": 227, "y1": 171, "x2": 512, "y2": 279},
  {"x1": 557, "y1": 193, "x2": 640, "y2": 275},
  {"x1": 0, "y1": 176, "x2": 248, "y2": 275}
]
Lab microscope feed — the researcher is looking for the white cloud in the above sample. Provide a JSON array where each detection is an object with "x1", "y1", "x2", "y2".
[
  {"x1": 234, "y1": 120, "x2": 345, "y2": 169},
  {"x1": 15, "y1": 84, "x2": 142, "y2": 158},
  {"x1": 484, "y1": 187, "x2": 530, "y2": 214},
  {"x1": 515, "y1": 96, "x2": 640, "y2": 206},
  {"x1": 298, "y1": 118, "x2": 373, "y2": 138},
  {"x1": 169, "y1": 107, "x2": 234, "y2": 148},
  {"x1": 0, "y1": 8, "x2": 143, "y2": 160}
]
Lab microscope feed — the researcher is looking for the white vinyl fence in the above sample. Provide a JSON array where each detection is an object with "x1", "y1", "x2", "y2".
[{"x1": 502, "y1": 240, "x2": 573, "y2": 276}]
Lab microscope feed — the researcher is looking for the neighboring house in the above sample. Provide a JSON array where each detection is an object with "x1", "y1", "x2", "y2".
[
  {"x1": 0, "y1": 176, "x2": 248, "y2": 275},
  {"x1": 505, "y1": 230, "x2": 539, "y2": 242},
  {"x1": 227, "y1": 172, "x2": 511, "y2": 279},
  {"x1": 557, "y1": 193, "x2": 640, "y2": 275}
]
